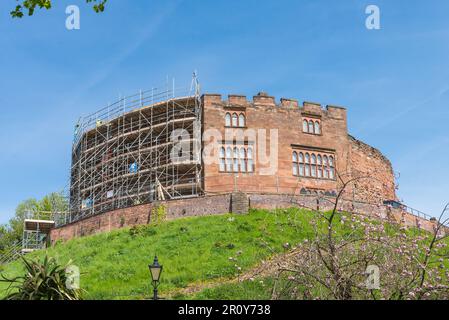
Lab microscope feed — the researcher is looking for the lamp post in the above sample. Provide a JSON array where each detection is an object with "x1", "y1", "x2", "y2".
[{"x1": 149, "y1": 256, "x2": 163, "y2": 300}]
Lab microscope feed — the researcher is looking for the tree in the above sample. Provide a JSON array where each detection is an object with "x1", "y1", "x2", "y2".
[
  {"x1": 0, "y1": 192, "x2": 68, "y2": 253},
  {"x1": 11, "y1": 0, "x2": 107, "y2": 18},
  {"x1": 269, "y1": 173, "x2": 449, "y2": 300}
]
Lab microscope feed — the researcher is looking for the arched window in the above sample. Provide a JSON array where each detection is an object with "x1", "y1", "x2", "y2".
[
  {"x1": 299, "y1": 152, "x2": 304, "y2": 176},
  {"x1": 225, "y1": 113, "x2": 231, "y2": 127},
  {"x1": 226, "y1": 147, "x2": 233, "y2": 172},
  {"x1": 238, "y1": 114, "x2": 246, "y2": 127},
  {"x1": 311, "y1": 154, "x2": 317, "y2": 177},
  {"x1": 247, "y1": 147, "x2": 254, "y2": 172},
  {"x1": 232, "y1": 113, "x2": 238, "y2": 127},
  {"x1": 305, "y1": 153, "x2": 310, "y2": 176},
  {"x1": 219, "y1": 147, "x2": 226, "y2": 172},
  {"x1": 240, "y1": 148, "x2": 247, "y2": 173},
  {"x1": 329, "y1": 156, "x2": 335, "y2": 179},
  {"x1": 292, "y1": 151, "x2": 298, "y2": 176},
  {"x1": 233, "y1": 147, "x2": 239, "y2": 172},
  {"x1": 303, "y1": 120, "x2": 308, "y2": 132},
  {"x1": 317, "y1": 154, "x2": 323, "y2": 178},
  {"x1": 308, "y1": 120, "x2": 314, "y2": 134},
  {"x1": 314, "y1": 121, "x2": 321, "y2": 134},
  {"x1": 323, "y1": 155, "x2": 329, "y2": 179}
]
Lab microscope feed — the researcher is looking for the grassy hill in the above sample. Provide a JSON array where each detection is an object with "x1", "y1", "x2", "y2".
[{"x1": 0, "y1": 208, "x2": 317, "y2": 300}]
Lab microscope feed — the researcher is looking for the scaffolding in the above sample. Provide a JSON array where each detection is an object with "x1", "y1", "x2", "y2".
[{"x1": 67, "y1": 76, "x2": 203, "y2": 225}]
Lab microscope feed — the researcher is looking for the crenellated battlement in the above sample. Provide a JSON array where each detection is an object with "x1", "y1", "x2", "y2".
[{"x1": 202, "y1": 92, "x2": 347, "y2": 119}]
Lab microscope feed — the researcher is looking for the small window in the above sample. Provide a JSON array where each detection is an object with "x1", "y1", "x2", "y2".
[
  {"x1": 225, "y1": 113, "x2": 231, "y2": 127},
  {"x1": 314, "y1": 121, "x2": 320, "y2": 134},
  {"x1": 308, "y1": 120, "x2": 314, "y2": 133},
  {"x1": 238, "y1": 114, "x2": 246, "y2": 127},
  {"x1": 232, "y1": 113, "x2": 238, "y2": 127},
  {"x1": 303, "y1": 120, "x2": 308, "y2": 132},
  {"x1": 233, "y1": 147, "x2": 239, "y2": 172},
  {"x1": 226, "y1": 147, "x2": 233, "y2": 172},
  {"x1": 292, "y1": 151, "x2": 298, "y2": 176},
  {"x1": 240, "y1": 148, "x2": 247, "y2": 172},
  {"x1": 247, "y1": 147, "x2": 254, "y2": 172}
]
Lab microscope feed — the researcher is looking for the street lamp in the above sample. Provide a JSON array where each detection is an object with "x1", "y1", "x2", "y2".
[{"x1": 149, "y1": 256, "x2": 163, "y2": 300}]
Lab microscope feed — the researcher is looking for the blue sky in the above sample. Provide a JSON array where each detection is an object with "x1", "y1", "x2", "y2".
[{"x1": 0, "y1": 0, "x2": 448, "y2": 223}]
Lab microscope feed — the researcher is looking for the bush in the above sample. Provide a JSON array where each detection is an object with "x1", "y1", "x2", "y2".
[{"x1": 1, "y1": 255, "x2": 83, "y2": 300}]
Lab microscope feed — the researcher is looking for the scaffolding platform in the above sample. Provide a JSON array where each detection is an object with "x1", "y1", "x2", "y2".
[{"x1": 22, "y1": 219, "x2": 55, "y2": 252}]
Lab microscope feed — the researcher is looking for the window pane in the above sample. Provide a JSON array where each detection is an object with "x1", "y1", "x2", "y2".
[
  {"x1": 226, "y1": 147, "x2": 232, "y2": 158},
  {"x1": 308, "y1": 121, "x2": 314, "y2": 133},
  {"x1": 299, "y1": 152, "x2": 304, "y2": 163},
  {"x1": 293, "y1": 163, "x2": 298, "y2": 176},
  {"x1": 303, "y1": 120, "x2": 308, "y2": 132},
  {"x1": 232, "y1": 113, "x2": 238, "y2": 127},
  {"x1": 299, "y1": 164, "x2": 304, "y2": 176},
  {"x1": 247, "y1": 147, "x2": 253, "y2": 159},
  {"x1": 324, "y1": 168, "x2": 329, "y2": 178},
  {"x1": 219, "y1": 147, "x2": 225, "y2": 158},
  {"x1": 311, "y1": 165, "x2": 316, "y2": 177},
  {"x1": 311, "y1": 154, "x2": 316, "y2": 164},
  {"x1": 292, "y1": 151, "x2": 298, "y2": 162},
  {"x1": 314, "y1": 121, "x2": 320, "y2": 134},
  {"x1": 225, "y1": 113, "x2": 231, "y2": 126},
  {"x1": 317, "y1": 155, "x2": 322, "y2": 165},
  {"x1": 241, "y1": 159, "x2": 247, "y2": 172},
  {"x1": 219, "y1": 158, "x2": 226, "y2": 171},
  {"x1": 248, "y1": 159, "x2": 254, "y2": 172},
  {"x1": 233, "y1": 158, "x2": 239, "y2": 172},
  {"x1": 318, "y1": 167, "x2": 322, "y2": 178},
  {"x1": 239, "y1": 114, "x2": 246, "y2": 127},
  {"x1": 240, "y1": 148, "x2": 246, "y2": 159},
  {"x1": 305, "y1": 153, "x2": 310, "y2": 164},
  {"x1": 329, "y1": 156, "x2": 334, "y2": 166},
  {"x1": 329, "y1": 168, "x2": 335, "y2": 179},
  {"x1": 305, "y1": 165, "x2": 310, "y2": 176},
  {"x1": 323, "y1": 155, "x2": 328, "y2": 166}
]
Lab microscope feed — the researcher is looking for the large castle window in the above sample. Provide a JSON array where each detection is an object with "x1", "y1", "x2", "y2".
[
  {"x1": 292, "y1": 150, "x2": 336, "y2": 180},
  {"x1": 219, "y1": 144, "x2": 254, "y2": 173}
]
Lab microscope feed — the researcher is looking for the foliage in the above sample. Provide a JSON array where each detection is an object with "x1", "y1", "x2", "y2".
[
  {"x1": 0, "y1": 209, "x2": 315, "y2": 299},
  {"x1": 0, "y1": 192, "x2": 68, "y2": 254},
  {"x1": 1, "y1": 255, "x2": 82, "y2": 300},
  {"x1": 151, "y1": 204, "x2": 167, "y2": 225},
  {"x1": 11, "y1": 0, "x2": 107, "y2": 18},
  {"x1": 269, "y1": 176, "x2": 449, "y2": 300}
]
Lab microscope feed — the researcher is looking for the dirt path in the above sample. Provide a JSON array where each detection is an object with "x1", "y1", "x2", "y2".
[{"x1": 166, "y1": 249, "x2": 300, "y2": 298}]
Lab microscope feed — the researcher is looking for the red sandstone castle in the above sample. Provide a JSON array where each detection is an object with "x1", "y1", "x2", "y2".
[{"x1": 50, "y1": 86, "x2": 405, "y2": 241}]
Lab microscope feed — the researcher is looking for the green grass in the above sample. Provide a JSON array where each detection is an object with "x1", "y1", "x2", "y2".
[{"x1": 0, "y1": 208, "x2": 317, "y2": 300}]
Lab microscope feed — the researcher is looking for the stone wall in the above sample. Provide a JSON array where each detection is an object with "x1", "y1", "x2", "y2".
[
  {"x1": 49, "y1": 194, "x2": 231, "y2": 243},
  {"x1": 50, "y1": 192, "x2": 442, "y2": 243},
  {"x1": 348, "y1": 135, "x2": 396, "y2": 204}
]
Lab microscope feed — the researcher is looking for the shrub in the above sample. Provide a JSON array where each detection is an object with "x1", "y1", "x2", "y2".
[{"x1": 1, "y1": 255, "x2": 83, "y2": 300}]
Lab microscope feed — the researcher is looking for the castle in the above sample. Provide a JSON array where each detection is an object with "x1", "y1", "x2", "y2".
[{"x1": 49, "y1": 87, "x2": 437, "y2": 242}]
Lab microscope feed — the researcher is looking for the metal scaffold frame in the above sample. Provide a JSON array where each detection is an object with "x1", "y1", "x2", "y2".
[{"x1": 65, "y1": 75, "x2": 203, "y2": 225}]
